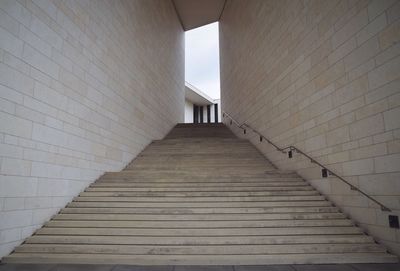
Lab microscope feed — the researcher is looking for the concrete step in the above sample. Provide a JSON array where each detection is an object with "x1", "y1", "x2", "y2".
[
  {"x1": 52, "y1": 213, "x2": 347, "y2": 221},
  {"x1": 59, "y1": 206, "x2": 340, "y2": 214},
  {"x1": 84, "y1": 186, "x2": 314, "y2": 192},
  {"x1": 103, "y1": 170, "x2": 298, "y2": 177},
  {"x1": 142, "y1": 152, "x2": 258, "y2": 156},
  {"x1": 23, "y1": 234, "x2": 375, "y2": 245},
  {"x1": 78, "y1": 190, "x2": 320, "y2": 197},
  {"x1": 118, "y1": 168, "x2": 279, "y2": 173},
  {"x1": 5, "y1": 253, "x2": 398, "y2": 265},
  {"x1": 25, "y1": 231, "x2": 373, "y2": 245},
  {"x1": 99, "y1": 176, "x2": 299, "y2": 182},
  {"x1": 127, "y1": 162, "x2": 273, "y2": 167},
  {"x1": 129, "y1": 158, "x2": 270, "y2": 163},
  {"x1": 147, "y1": 140, "x2": 253, "y2": 145},
  {"x1": 67, "y1": 200, "x2": 331, "y2": 208},
  {"x1": 165, "y1": 132, "x2": 236, "y2": 139},
  {"x1": 96, "y1": 177, "x2": 303, "y2": 182},
  {"x1": 73, "y1": 195, "x2": 327, "y2": 202},
  {"x1": 142, "y1": 147, "x2": 264, "y2": 153},
  {"x1": 165, "y1": 133, "x2": 236, "y2": 139},
  {"x1": 151, "y1": 139, "x2": 249, "y2": 145},
  {"x1": 127, "y1": 163, "x2": 273, "y2": 169},
  {"x1": 90, "y1": 181, "x2": 308, "y2": 187},
  {"x1": 100, "y1": 175, "x2": 299, "y2": 181},
  {"x1": 45, "y1": 219, "x2": 351, "y2": 228},
  {"x1": 15, "y1": 243, "x2": 386, "y2": 255},
  {"x1": 135, "y1": 151, "x2": 262, "y2": 156},
  {"x1": 125, "y1": 165, "x2": 276, "y2": 171},
  {"x1": 141, "y1": 150, "x2": 263, "y2": 155},
  {"x1": 33, "y1": 226, "x2": 363, "y2": 236}
]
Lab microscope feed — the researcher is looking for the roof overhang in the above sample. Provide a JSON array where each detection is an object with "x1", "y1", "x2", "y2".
[
  {"x1": 172, "y1": 0, "x2": 226, "y2": 31},
  {"x1": 185, "y1": 82, "x2": 214, "y2": 105}
]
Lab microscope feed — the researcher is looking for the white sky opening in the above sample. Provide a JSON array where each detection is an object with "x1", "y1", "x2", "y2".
[{"x1": 185, "y1": 22, "x2": 220, "y2": 100}]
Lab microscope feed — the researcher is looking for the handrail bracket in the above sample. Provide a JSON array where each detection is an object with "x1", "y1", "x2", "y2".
[{"x1": 222, "y1": 111, "x2": 392, "y2": 213}]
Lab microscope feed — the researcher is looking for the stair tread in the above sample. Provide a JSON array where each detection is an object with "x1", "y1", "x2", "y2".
[
  {"x1": 21, "y1": 233, "x2": 373, "y2": 245},
  {"x1": 97, "y1": 180, "x2": 302, "y2": 183},
  {"x1": 53, "y1": 213, "x2": 347, "y2": 220},
  {"x1": 79, "y1": 191, "x2": 320, "y2": 197},
  {"x1": 72, "y1": 195, "x2": 328, "y2": 202},
  {"x1": 68, "y1": 201, "x2": 331, "y2": 208},
  {"x1": 23, "y1": 234, "x2": 375, "y2": 245},
  {"x1": 59, "y1": 206, "x2": 340, "y2": 214},
  {"x1": 34, "y1": 226, "x2": 363, "y2": 236},
  {"x1": 84, "y1": 187, "x2": 314, "y2": 192},
  {"x1": 4, "y1": 253, "x2": 398, "y2": 265},
  {"x1": 15, "y1": 243, "x2": 386, "y2": 254},
  {"x1": 90, "y1": 182, "x2": 308, "y2": 187},
  {"x1": 45, "y1": 219, "x2": 353, "y2": 228}
]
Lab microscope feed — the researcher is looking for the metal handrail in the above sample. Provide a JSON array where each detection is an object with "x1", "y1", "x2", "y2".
[{"x1": 222, "y1": 111, "x2": 392, "y2": 212}]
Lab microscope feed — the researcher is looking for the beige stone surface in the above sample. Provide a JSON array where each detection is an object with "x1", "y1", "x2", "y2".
[
  {"x1": 221, "y1": 0, "x2": 400, "y2": 256},
  {"x1": 0, "y1": 0, "x2": 184, "y2": 258}
]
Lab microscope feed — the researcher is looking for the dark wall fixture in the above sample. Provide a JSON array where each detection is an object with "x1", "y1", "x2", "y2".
[{"x1": 389, "y1": 215, "x2": 399, "y2": 229}]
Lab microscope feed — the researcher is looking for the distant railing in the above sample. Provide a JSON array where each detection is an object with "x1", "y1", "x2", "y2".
[{"x1": 222, "y1": 111, "x2": 392, "y2": 212}]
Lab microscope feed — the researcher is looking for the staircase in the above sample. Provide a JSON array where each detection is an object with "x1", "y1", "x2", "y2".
[{"x1": 4, "y1": 123, "x2": 397, "y2": 265}]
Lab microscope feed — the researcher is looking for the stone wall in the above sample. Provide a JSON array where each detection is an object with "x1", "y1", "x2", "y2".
[
  {"x1": 0, "y1": 0, "x2": 184, "y2": 258},
  {"x1": 220, "y1": 0, "x2": 400, "y2": 255}
]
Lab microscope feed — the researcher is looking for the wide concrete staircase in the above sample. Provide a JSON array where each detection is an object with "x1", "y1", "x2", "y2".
[{"x1": 4, "y1": 123, "x2": 397, "y2": 265}]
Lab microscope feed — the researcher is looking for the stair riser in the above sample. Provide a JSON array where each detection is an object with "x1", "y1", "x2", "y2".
[
  {"x1": 67, "y1": 201, "x2": 330, "y2": 208},
  {"x1": 16, "y1": 244, "x2": 385, "y2": 255},
  {"x1": 90, "y1": 182, "x2": 308, "y2": 187},
  {"x1": 21, "y1": 235, "x2": 373, "y2": 246},
  {"x1": 102, "y1": 172, "x2": 298, "y2": 177},
  {"x1": 85, "y1": 187, "x2": 314, "y2": 192},
  {"x1": 45, "y1": 219, "x2": 352, "y2": 228},
  {"x1": 53, "y1": 213, "x2": 347, "y2": 220},
  {"x1": 5, "y1": 254, "x2": 397, "y2": 265},
  {"x1": 73, "y1": 195, "x2": 327, "y2": 202},
  {"x1": 34, "y1": 227, "x2": 362, "y2": 236},
  {"x1": 79, "y1": 191, "x2": 319, "y2": 197},
  {"x1": 24, "y1": 235, "x2": 375, "y2": 245},
  {"x1": 126, "y1": 165, "x2": 274, "y2": 170},
  {"x1": 130, "y1": 158, "x2": 270, "y2": 161},
  {"x1": 60, "y1": 207, "x2": 339, "y2": 214},
  {"x1": 96, "y1": 177, "x2": 303, "y2": 182}
]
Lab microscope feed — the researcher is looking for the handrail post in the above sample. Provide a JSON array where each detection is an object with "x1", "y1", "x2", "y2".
[{"x1": 221, "y1": 110, "x2": 392, "y2": 212}]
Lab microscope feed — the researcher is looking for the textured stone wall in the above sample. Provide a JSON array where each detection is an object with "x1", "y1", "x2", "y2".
[
  {"x1": 220, "y1": 0, "x2": 400, "y2": 255},
  {"x1": 0, "y1": 0, "x2": 184, "y2": 258}
]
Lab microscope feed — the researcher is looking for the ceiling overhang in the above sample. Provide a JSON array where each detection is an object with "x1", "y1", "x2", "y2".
[
  {"x1": 185, "y1": 82, "x2": 214, "y2": 106},
  {"x1": 172, "y1": 0, "x2": 226, "y2": 31}
]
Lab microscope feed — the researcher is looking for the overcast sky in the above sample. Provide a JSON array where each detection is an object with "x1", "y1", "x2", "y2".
[{"x1": 185, "y1": 22, "x2": 220, "y2": 100}]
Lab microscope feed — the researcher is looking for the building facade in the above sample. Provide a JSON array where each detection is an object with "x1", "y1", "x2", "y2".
[{"x1": 184, "y1": 82, "x2": 220, "y2": 123}]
